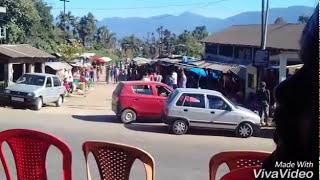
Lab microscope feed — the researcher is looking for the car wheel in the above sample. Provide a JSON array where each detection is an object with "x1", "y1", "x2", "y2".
[
  {"x1": 236, "y1": 123, "x2": 253, "y2": 138},
  {"x1": 121, "y1": 109, "x2": 136, "y2": 124},
  {"x1": 171, "y1": 120, "x2": 188, "y2": 135},
  {"x1": 55, "y1": 96, "x2": 63, "y2": 107},
  {"x1": 34, "y1": 97, "x2": 43, "y2": 111}
]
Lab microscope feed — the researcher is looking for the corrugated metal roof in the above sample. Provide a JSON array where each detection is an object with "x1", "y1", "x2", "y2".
[
  {"x1": 0, "y1": 44, "x2": 55, "y2": 58},
  {"x1": 45, "y1": 62, "x2": 72, "y2": 71},
  {"x1": 204, "y1": 23, "x2": 305, "y2": 51}
]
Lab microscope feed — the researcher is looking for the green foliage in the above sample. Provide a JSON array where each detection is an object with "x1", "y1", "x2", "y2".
[
  {"x1": 77, "y1": 12, "x2": 97, "y2": 47},
  {"x1": 57, "y1": 42, "x2": 84, "y2": 62},
  {"x1": 96, "y1": 26, "x2": 116, "y2": 49},
  {"x1": 121, "y1": 35, "x2": 144, "y2": 58},
  {"x1": 0, "y1": 0, "x2": 59, "y2": 52}
]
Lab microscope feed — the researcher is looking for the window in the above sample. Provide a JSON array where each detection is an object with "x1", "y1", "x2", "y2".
[
  {"x1": 132, "y1": 85, "x2": 153, "y2": 96},
  {"x1": 46, "y1": 77, "x2": 52, "y2": 87},
  {"x1": 219, "y1": 45, "x2": 233, "y2": 57},
  {"x1": 17, "y1": 74, "x2": 45, "y2": 86},
  {"x1": 156, "y1": 85, "x2": 171, "y2": 97},
  {"x1": 176, "y1": 93, "x2": 205, "y2": 108},
  {"x1": 207, "y1": 95, "x2": 229, "y2": 110},
  {"x1": 113, "y1": 83, "x2": 123, "y2": 96},
  {"x1": 205, "y1": 43, "x2": 218, "y2": 54},
  {"x1": 53, "y1": 77, "x2": 61, "y2": 87}
]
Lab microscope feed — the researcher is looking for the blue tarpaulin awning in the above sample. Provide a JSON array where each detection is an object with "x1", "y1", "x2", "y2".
[{"x1": 189, "y1": 68, "x2": 220, "y2": 79}]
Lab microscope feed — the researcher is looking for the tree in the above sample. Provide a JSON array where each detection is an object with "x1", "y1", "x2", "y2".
[
  {"x1": 298, "y1": 15, "x2": 310, "y2": 24},
  {"x1": 192, "y1": 26, "x2": 209, "y2": 40},
  {"x1": 0, "y1": 0, "x2": 59, "y2": 52},
  {"x1": 96, "y1": 26, "x2": 116, "y2": 49},
  {"x1": 274, "y1": 17, "x2": 287, "y2": 24},
  {"x1": 121, "y1": 35, "x2": 144, "y2": 58},
  {"x1": 77, "y1": 13, "x2": 97, "y2": 47},
  {"x1": 56, "y1": 11, "x2": 76, "y2": 39},
  {"x1": 57, "y1": 42, "x2": 84, "y2": 62}
]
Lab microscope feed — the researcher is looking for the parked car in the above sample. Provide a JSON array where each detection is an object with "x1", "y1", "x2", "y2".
[
  {"x1": 163, "y1": 88, "x2": 261, "y2": 138},
  {"x1": 112, "y1": 81, "x2": 173, "y2": 123},
  {"x1": 4, "y1": 73, "x2": 65, "y2": 110}
]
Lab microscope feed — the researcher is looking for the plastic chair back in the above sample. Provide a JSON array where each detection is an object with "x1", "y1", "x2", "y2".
[
  {"x1": 209, "y1": 151, "x2": 270, "y2": 180},
  {"x1": 0, "y1": 129, "x2": 72, "y2": 180},
  {"x1": 83, "y1": 141, "x2": 155, "y2": 180}
]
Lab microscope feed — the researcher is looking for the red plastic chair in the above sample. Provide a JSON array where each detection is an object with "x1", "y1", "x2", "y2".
[
  {"x1": 83, "y1": 141, "x2": 155, "y2": 180},
  {"x1": 0, "y1": 129, "x2": 72, "y2": 180},
  {"x1": 209, "y1": 151, "x2": 270, "y2": 180}
]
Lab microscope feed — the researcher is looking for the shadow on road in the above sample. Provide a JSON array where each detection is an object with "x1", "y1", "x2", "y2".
[
  {"x1": 124, "y1": 123, "x2": 275, "y2": 139},
  {"x1": 72, "y1": 115, "x2": 121, "y2": 123}
]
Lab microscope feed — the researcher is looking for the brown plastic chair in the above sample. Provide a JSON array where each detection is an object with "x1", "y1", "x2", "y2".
[
  {"x1": 82, "y1": 141, "x2": 155, "y2": 180},
  {"x1": 209, "y1": 151, "x2": 270, "y2": 180}
]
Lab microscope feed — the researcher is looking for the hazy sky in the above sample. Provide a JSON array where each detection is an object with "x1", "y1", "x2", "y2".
[{"x1": 44, "y1": 0, "x2": 317, "y2": 20}]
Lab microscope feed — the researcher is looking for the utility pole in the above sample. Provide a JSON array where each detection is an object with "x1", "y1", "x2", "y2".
[
  {"x1": 257, "y1": 0, "x2": 269, "y2": 90},
  {"x1": 60, "y1": 0, "x2": 70, "y2": 32}
]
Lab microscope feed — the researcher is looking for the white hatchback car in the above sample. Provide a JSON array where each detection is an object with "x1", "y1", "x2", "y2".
[{"x1": 163, "y1": 88, "x2": 261, "y2": 138}]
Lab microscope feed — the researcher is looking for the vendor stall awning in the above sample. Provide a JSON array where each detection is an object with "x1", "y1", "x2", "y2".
[
  {"x1": 198, "y1": 62, "x2": 240, "y2": 73},
  {"x1": 133, "y1": 57, "x2": 153, "y2": 65},
  {"x1": 101, "y1": 57, "x2": 112, "y2": 62},
  {"x1": 45, "y1": 62, "x2": 72, "y2": 71}
]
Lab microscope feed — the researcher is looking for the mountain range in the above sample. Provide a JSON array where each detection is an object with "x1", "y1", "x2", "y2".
[{"x1": 98, "y1": 6, "x2": 314, "y2": 38}]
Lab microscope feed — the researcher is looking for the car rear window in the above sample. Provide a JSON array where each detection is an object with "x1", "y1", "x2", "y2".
[
  {"x1": 53, "y1": 77, "x2": 61, "y2": 87},
  {"x1": 132, "y1": 85, "x2": 153, "y2": 95},
  {"x1": 113, "y1": 83, "x2": 123, "y2": 96},
  {"x1": 176, "y1": 93, "x2": 205, "y2": 108}
]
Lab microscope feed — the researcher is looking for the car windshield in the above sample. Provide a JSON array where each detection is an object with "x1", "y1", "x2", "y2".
[{"x1": 16, "y1": 74, "x2": 45, "y2": 86}]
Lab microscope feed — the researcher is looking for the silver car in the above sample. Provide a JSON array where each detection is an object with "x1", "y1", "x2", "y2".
[
  {"x1": 4, "y1": 73, "x2": 65, "y2": 110},
  {"x1": 163, "y1": 88, "x2": 261, "y2": 137}
]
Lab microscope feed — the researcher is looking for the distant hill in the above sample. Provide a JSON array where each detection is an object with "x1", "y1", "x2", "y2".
[{"x1": 98, "y1": 6, "x2": 314, "y2": 38}]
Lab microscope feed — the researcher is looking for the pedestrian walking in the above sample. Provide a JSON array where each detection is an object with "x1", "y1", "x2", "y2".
[
  {"x1": 106, "y1": 66, "x2": 110, "y2": 84},
  {"x1": 257, "y1": 81, "x2": 270, "y2": 126},
  {"x1": 114, "y1": 67, "x2": 120, "y2": 83}
]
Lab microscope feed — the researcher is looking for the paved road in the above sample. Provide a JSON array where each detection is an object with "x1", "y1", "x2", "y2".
[{"x1": 0, "y1": 83, "x2": 275, "y2": 180}]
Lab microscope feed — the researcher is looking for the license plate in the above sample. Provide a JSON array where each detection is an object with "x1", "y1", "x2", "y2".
[{"x1": 11, "y1": 97, "x2": 24, "y2": 102}]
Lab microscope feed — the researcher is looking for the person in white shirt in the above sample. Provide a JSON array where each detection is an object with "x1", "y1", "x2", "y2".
[
  {"x1": 141, "y1": 72, "x2": 150, "y2": 81},
  {"x1": 156, "y1": 72, "x2": 163, "y2": 82},
  {"x1": 171, "y1": 70, "x2": 178, "y2": 89},
  {"x1": 179, "y1": 70, "x2": 187, "y2": 88}
]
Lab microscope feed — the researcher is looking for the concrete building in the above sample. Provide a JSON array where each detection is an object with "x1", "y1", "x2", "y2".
[{"x1": 203, "y1": 23, "x2": 305, "y2": 99}]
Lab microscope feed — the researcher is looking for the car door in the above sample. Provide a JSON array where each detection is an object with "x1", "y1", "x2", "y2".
[
  {"x1": 153, "y1": 84, "x2": 173, "y2": 118},
  {"x1": 43, "y1": 77, "x2": 54, "y2": 103},
  {"x1": 52, "y1": 76, "x2": 63, "y2": 101},
  {"x1": 131, "y1": 84, "x2": 159, "y2": 118},
  {"x1": 175, "y1": 93, "x2": 209, "y2": 127},
  {"x1": 206, "y1": 95, "x2": 238, "y2": 129}
]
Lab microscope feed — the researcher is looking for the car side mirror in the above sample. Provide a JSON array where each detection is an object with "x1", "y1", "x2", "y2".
[{"x1": 46, "y1": 83, "x2": 52, "y2": 88}]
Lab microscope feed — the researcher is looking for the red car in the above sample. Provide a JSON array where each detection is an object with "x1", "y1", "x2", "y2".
[{"x1": 112, "y1": 81, "x2": 173, "y2": 123}]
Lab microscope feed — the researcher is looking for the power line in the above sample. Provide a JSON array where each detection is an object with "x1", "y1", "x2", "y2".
[{"x1": 52, "y1": 0, "x2": 232, "y2": 11}]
